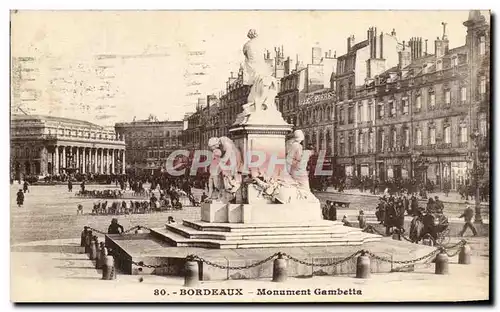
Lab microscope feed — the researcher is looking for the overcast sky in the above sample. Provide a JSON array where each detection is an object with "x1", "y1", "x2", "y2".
[{"x1": 11, "y1": 10, "x2": 479, "y2": 124}]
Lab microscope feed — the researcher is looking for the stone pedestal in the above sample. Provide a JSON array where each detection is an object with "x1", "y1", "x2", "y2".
[{"x1": 229, "y1": 111, "x2": 292, "y2": 182}]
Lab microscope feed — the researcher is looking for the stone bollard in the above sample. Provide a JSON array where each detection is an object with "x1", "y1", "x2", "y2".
[
  {"x1": 435, "y1": 249, "x2": 449, "y2": 275},
  {"x1": 84, "y1": 230, "x2": 93, "y2": 254},
  {"x1": 184, "y1": 256, "x2": 200, "y2": 287},
  {"x1": 272, "y1": 253, "x2": 288, "y2": 282},
  {"x1": 102, "y1": 255, "x2": 116, "y2": 280},
  {"x1": 356, "y1": 251, "x2": 371, "y2": 279},
  {"x1": 89, "y1": 236, "x2": 98, "y2": 260},
  {"x1": 97, "y1": 244, "x2": 107, "y2": 269},
  {"x1": 80, "y1": 226, "x2": 88, "y2": 247},
  {"x1": 458, "y1": 242, "x2": 471, "y2": 265}
]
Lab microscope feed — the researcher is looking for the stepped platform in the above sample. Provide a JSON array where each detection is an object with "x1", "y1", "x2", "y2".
[{"x1": 105, "y1": 232, "x2": 437, "y2": 281}]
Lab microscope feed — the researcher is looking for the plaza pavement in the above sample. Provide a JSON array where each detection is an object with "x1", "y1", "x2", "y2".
[
  {"x1": 10, "y1": 236, "x2": 489, "y2": 302},
  {"x1": 9, "y1": 184, "x2": 490, "y2": 302}
]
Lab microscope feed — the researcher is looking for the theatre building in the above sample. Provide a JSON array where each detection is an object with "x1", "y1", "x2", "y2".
[{"x1": 10, "y1": 114, "x2": 126, "y2": 178}]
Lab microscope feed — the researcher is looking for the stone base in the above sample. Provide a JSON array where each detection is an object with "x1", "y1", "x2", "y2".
[
  {"x1": 105, "y1": 234, "x2": 437, "y2": 281},
  {"x1": 201, "y1": 201, "x2": 322, "y2": 224}
]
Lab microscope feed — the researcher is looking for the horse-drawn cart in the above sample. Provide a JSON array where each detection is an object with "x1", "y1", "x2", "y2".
[{"x1": 409, "y1": 211, "x2": 450, "y2": 246}]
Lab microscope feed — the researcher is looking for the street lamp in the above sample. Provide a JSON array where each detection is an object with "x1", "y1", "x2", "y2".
[{"x1": 470, "y1": 129, "x2": 486, "y2": 224}]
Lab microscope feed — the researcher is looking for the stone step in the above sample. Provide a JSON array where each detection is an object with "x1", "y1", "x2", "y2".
[
  {"x1": 182, "y1": 219, "x2": 344, "y2": 233},
  {"x1": 150, "y1": 227, "x2": 381, "y2": 249},
  {"x1": 166, "y1": 223, "x2": 363, "y2": 241}
]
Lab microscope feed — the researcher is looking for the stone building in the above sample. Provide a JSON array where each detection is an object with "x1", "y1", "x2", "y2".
[
  {"x1": 115, "y1": 116, "x2": 183, "y2": 174},
  {"x1": 333, "y1": 12, "x2": 490, "y2": 190},
  {"x1": 278, "y1": 47, "x2": 337, "y2": 164},
  {"x1": 10, "y1": 114, "x2": 126, "y2": 178}
]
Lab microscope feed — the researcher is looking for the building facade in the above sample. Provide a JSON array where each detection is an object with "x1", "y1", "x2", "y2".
[
  {"x1": 332, "y1": 12, "x2": 490, "y2": 190},
  {"x1": 115, "y1": 116, "x2": 183, "y2": 174},
  {"x1": 10, "y1": 115, "x2": 126, "y2": 178}
]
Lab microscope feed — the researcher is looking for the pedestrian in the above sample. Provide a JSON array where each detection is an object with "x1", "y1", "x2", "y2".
[
  {"x1": 80, "y1": 180, "x2": 86, "y2": 192},
  {"x1": 23, "y1": 180, "x2": 29, "y2": 193},
  {"x1": 16, "y1": 189, "x2": 24, "y2": 207},
  {"x1": 68, "y1": 179, "x2": 73, "y2": 192},
  {"x1": 167, "y1": 216, "x2": 176, "y2": 224},
  {"x1": 107, "y1": 218, "x2": 125, "y2": 234},
  {"x1": 328, "y1": 201, "x2": 337, "y2": 221},
  {"x1": 357, "y1": 210, "x2": 366, "y2": 229},
  {"x1": 434, "y1": 196, "x2": 444, "y2": 213},
  {"x1": 322, "y1": 200, "x2": 332, "y2": 220},
  {"x1": 200, "y1": 192, "x2": 208, "y2": 203},
  {"x1": 458, "y1": 203, "x2": 478, "y2": 237},
  {"x1": 341, "y1": 215, "x2": 352, "y2": 227}
]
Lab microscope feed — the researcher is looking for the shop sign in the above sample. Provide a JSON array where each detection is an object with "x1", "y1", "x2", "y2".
[{"x1": 299, "y1": 90, "x2": 335, "y2": 106}]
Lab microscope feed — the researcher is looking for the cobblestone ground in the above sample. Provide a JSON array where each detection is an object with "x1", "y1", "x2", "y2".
[{"x1": 10, "y1": 184, "x2": 202, "y2": 244}]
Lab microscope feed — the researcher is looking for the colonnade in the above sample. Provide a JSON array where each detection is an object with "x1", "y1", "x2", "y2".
[{"x1": 49, "y1": 146, "x2": 125, "y2": 175}]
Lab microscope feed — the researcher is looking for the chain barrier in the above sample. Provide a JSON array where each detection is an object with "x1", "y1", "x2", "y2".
[
  {"x1": 282, "y1": 251, "x2": 362, "y2": 267},
  {"x1": 127, "y1": 240, "x2": 469, "y2": 271},
  {"x1": 85, "y1": 225, "x2": 154, "y2": 236}
]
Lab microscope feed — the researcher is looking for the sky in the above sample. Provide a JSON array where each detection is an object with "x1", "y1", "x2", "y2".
[{"x1": 10, "y1": 10, "x2": 479, "y2": 125}]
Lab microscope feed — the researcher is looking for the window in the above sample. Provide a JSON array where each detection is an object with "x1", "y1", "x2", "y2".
[
  {"x1": 452, "y1": 56, "x2": 458, "y2": 67},
  {"x1": 357, "y1": 103, "x2": 362, "y2": 122},
  {"x1": 389, "y1": 101, "x2": 396, "y2": 117},
  {"x1": 348, "y1": 134, "x2": 354, "y2": 155},
  {"x1": 416, "y1": 94, "x2": 422, "y2": 110},
  {"x1": 378, "y1": 130, "x2": 385, "y2": 152},
  {"x1": 367, "y1": 102, "x2": 373, "y2": 121},
  {"x1": 429, "y1": 90, "x2": 436, "y2": 108},
  {"x1": 479, "y1": 113, "x2": 487, "y2": 137},
  {"x1": 348, "y1": 106, "x2": 355, "y2": 124},
  {"x1": 445, "y1": 89, "x2": 451, "y2": 105},
  {"x1": 148, "y1": 132, "x2": 152, "y2": 137},
  {"x1": 148, "y1": 151, "x2": 153, "y2": 158},
  {"x1": 429, "y1": 128, "x2": 436, "y2": 145},
  {"x1": 479, "y1": 36, "x2": 486, "y2": 56},
  {"x1": 391, "y1": 128, "x2": 397, "y2": 149},
  {"x1": 416, "y1": 129, "x2": 422, "y2": 146},
  {"x1": 460, "y1": 87, "x2": 467, "y2": 103},
  {"x1": 339, "y1": 136, "x2": 345, "y2": 156},
  {"x1": 460, "y1": 126, "x2": 468, "y2": 143},
  {"x1": 378, "y1": 103, "x2": 385, "y2": 119},
  {"x1": 402, "y1": 98, "x2": 409, "y2": 115},
  {"x1": 369, "y1": 131, "x2": 374, "y2": 152},
  {"x1": 358, "y1": 132, "x2": 364, "y2": 153},
  {"x1": 436, "y1": 60, "x2": 443, "y2": 71},
  {"x1": 479, "y1": 76, "x2": 487, "y2": 95},
  {"x1": 444, "y1": 125, "x2": 451, "y2": 144},
  {"x1": 362, "y1": 102, "x2": 368, "y2": 122},
  {"x1": 339, "y1": 108, "x2": 345, "y2": 125}
]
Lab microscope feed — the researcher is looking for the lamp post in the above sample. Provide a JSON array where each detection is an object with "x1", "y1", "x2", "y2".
[{"x1": 470, "y1": 129, "x2": 485, "y2": 224}]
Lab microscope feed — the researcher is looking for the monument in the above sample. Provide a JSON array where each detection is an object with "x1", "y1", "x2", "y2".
[
  {"x1": 156, "y1": 29, "x2": 380, "y2": 244},
  {"x1": 104, "y1": 30, "x2": 436, "y2": 282}
]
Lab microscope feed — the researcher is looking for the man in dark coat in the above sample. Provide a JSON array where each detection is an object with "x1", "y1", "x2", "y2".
[
  {"x1": 459, "y1": 203, "x2": 478, "y2": 236},
  {"x1": 68, "y1": 179, "x2": 73, "y2": 192},
  {"x1": 108, "y1": 218, "x2": 124, "y2": 234},
  {"x1": 16, "y1": 189, "x2": 24, "y2": 207},
  {"x1": 434, "y1": 196, "x2": 444, "y2": 213},
  {"x1": 410, "y1": 194, "x2": 419, "y2": 216}
]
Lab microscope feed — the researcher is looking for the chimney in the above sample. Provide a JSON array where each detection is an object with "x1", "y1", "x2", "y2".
[
  {"x1": 347, "y1": 36, "x2": 352, "y2": 52},
  {"x1": 418, "y1": 37, "x2": 422, "y2": 59},
  {"x1": 425, "y1": 39, "x2": 428, "y2": 55},
  {"x1": 398, "y1": 41, "x2": 411, "y2": 70},
  {"x1": 435, "y1": 36, "x2": 444, "y2": 58},
  {"x1": 312, "y1": 46, "x2": 322, "y2": 65},
  {"x1": 379, "y1": 32, "x2": 384, "y2": 59},
  {"x1": 441, "y1": 22, "x2": 448, "y2": 40},
  {"x1": 391, "y1": 28, "x2": 396, "y2": 36}
]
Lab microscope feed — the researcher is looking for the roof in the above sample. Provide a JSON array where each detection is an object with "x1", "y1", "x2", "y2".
[{"x1": 11, "y1": 114, "x2": 104, "y2": 129}]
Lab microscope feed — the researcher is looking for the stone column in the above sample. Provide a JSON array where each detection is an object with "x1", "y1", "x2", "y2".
[
  {"x1": 81, "y1": 148, "x2": 86, "y2": 174},
  {"x1": 75, "y1": 147, "x2": 80, "y2": 172},
  {"x1": 111, "y1": 149, "x2": 116, "y2": 174},
  {"x1": 93, "y1": 149, "x2": 98, "y2": 173},
  {"x1": 54, "y1": 146, "x2": 59, "y2": 174},
  {"x1": 61, "y1": 146, "x2": 66, "y2": 171},
  {"x1": 98, "y1": 149, "x2": 103, "y2": 174},
  {"x1": 122, "y1": 150, "x2": 126, "y2": 174}
]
